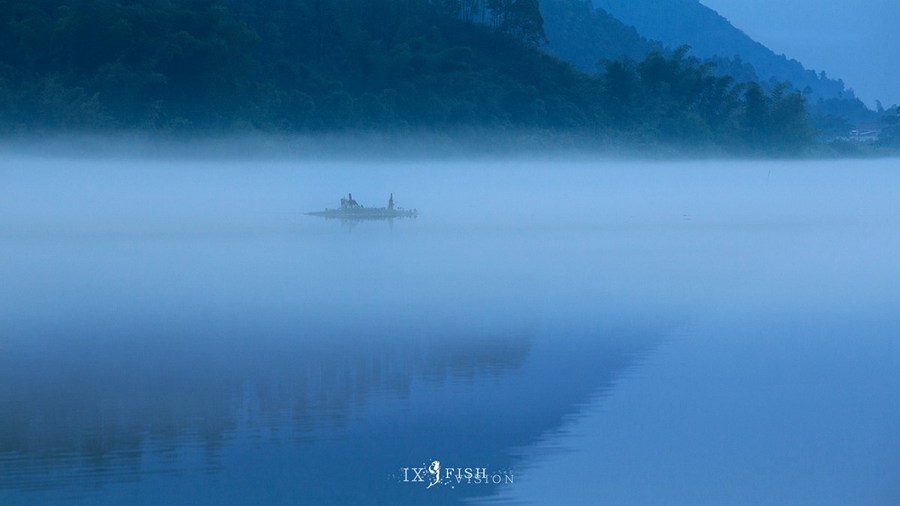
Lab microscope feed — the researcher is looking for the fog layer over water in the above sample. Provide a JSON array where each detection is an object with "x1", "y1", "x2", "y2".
[{"x1": 1, "y1": 152, "x2": 898, "y2": 505}]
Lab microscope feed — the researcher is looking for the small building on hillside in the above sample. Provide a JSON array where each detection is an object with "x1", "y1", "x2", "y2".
[{"x1": 850, "y1": 122, "x2": 881, "y2": 142}]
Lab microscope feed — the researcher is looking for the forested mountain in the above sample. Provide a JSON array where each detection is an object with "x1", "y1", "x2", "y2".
[
  {"x1": 538, "y1": 0, "x2": 660, "y2": 73},
  {"x1": 0, "y1": 0, "x2": 582, "y2": 130},
  {"x1": 534, "y1": 0, "x2": 876, "y2": 138},
  {"x1": 0, "y1": 0, "x2": 815, "y2": 153},
  {"x1": 591, "y1": 0, "x2": 876, "y2": 126},
  {"x1": 534, "y1": 0, "x2": 875, "y2": 136},
  {"x1": 594, "y1": 0, "x2": 844, "y2": 98}
]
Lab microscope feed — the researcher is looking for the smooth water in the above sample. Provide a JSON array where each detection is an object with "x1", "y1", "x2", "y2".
[{"x1": 1, "y1": 154, "x2": 898, "y2": 505}]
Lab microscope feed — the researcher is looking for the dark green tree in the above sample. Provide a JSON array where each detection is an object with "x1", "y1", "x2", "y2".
[{"x1": 487, "y1": 0, "x2": 545, "y2": 46}]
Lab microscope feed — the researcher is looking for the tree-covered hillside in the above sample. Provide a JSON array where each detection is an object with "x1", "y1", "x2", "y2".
[
  {"x1": 0, "y1": 0, "x2": 586, "y2": 131},
  {"x1": 593, "y1": 0, "x2": 873, "y2": 123},
  {"x1": 0, "y1": 0, "x2": 813, "y2": 153},
  {"x1": 538, "y1": 0, "x2": 661, "y2": 73},
  {"x1": 594, "y1": 0, "x2": 843, "y2": 99}
]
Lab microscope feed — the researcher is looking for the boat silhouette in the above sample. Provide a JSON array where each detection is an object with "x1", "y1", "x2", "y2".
[{"x1": 306, "y1": 193, "x2": 418, "y2": 219}]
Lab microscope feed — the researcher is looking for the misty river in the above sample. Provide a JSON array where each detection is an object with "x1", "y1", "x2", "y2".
[{"x1": 1, "y1": 151, "x2": 898, "y2": 505}]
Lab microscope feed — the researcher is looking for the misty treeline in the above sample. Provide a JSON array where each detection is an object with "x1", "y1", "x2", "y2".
[
  {"x1": 874, "y1": 105, "x2": 900, "y2": 148},
  {"x1": 0, "y1": 0, "x2": 816, "y2": 153}
]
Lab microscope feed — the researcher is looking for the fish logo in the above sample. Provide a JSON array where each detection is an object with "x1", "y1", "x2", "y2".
[
  {"x1": 426, "y1": 460, "x2": 441, "y2": 489},
  {"x1": 400, "y1": 460, "x2": 510, "y2": 489}
]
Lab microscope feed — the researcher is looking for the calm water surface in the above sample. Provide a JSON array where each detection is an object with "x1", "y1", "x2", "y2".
[{"x1": 1, "y1": 155, "x2": 898, "y2": 505}]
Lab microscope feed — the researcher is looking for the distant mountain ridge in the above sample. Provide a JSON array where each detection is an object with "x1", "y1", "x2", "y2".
[
  {"x1": 536, "y1": 0, "x2": 877, "y2": 135},
  {"x1": 592, "y1": 0, "x2": 851, "y2": 102}
]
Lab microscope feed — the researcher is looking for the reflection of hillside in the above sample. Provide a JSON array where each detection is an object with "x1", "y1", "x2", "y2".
[
  {"x1": 0, "y1": 322, "x2": 532, "y2": 494},
  {"x1": 1, "y1": 313, "x2": 665, "y2": 505}
]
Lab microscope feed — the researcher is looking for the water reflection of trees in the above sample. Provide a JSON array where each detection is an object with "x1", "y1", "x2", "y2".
[
  {"x1": 0, "y1": 326, "x2": 532, "y2": 493},
  {"x1": 1, "y1": 313, "x2": 666, "y2": 506}
]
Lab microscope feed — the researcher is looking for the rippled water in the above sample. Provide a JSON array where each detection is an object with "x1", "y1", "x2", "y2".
[{"x1": 1, "y1": 154, "x2": 898, "y2": 504}]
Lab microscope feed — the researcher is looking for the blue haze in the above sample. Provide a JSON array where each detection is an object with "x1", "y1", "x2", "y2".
[{"x1": 1, "y1": 150, "x2": 898, "y2": 504}]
